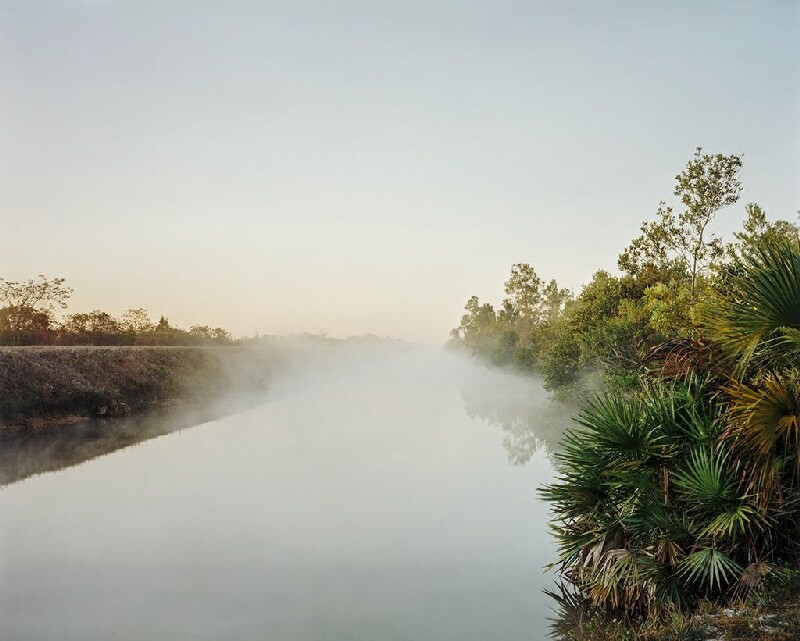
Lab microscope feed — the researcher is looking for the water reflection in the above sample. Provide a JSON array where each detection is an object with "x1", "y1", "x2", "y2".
[
  {"x1": 0, "y1": 398, "x2": 264, "y2": 487},
  {"x1": 545, "y1": 583, "x2": 597, "y2": 640},
  {"x1": 456, "y1": 363, "x2": 575, "y2": 464},
  {"x1": 1, "y1": 350, "x2": 568, "y2": 641},
  {"x1": 454, "y1": 361, "x2": 589, "y2": 640}
]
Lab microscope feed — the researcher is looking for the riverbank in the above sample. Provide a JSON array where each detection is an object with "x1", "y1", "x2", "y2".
[
  {"x1": 0, "y1": 346, "x2": 271, "y2": 430},
  {"x1": 552, "y1": 579, "x2": 800, "y2": 641}
]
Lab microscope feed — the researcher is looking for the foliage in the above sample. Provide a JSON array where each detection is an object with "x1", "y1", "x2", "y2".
[
  {"x1": 0, "y1": 306, "x2": 53, "y2": 345},
  {"x1": 189, "y1": 325, "x2": 233, "y2": 342},
  {"x1": 503, "y1": 263, "x2": 544, "y2": 322},
  {"x1": 444, "y1": 148, "x2": 800, "y2": 628},
  {"x1": 120, "y1": 308, "x2": 153, "y2": 334},
  {"x1": 642, "y1": 281, "x2": 694, "y2": 338},
  {"x1": 0, "y1": 276, "x2": 233, "y2": 346},
  {"x1": 449, "y1": 149, "x2": 794, "y2": 405},
  {"x1": 540, "y1": 379, "x2": 773, "y2": 615},
  {"x1": 703, "y1": 237, "x2": 800, "y2": 373},
  {"x1": 449, "y1": 265, "x2": 571, "y2": 370},
  {"x1": 541, "y1": 229, "x2": 800, "y2": 626},
  {"x1": 0, "y1": 274, "x2": 73, "y2": 318},
  {"x1": 0, "y1": 274, "x2": 73, "y2": 343},
  {"x1": 619, "y1": 148, "x2": 742, "y2": 305},
  {"x1": 732, "y1": 203, "x2": 800, "y2": 259}
]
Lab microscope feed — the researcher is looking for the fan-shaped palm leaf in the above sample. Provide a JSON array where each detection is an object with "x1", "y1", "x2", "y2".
[
  {"x1": 725, "y1": 373, "x2": 800, "y2": 458},
  {"x1": 574, "y1": 394, "x2": 666, "y2": 464},
  {"x1": 703, "y1": 237, "x2": 800, "y2": 372},
  {"x1": 672, "y1": 448, "x2": 737, "y2": 506},
  {"x1": 700, "y1": 504, "x2": 764, "y2": 541},
  {"x1": 586, "y1": 548, "x2": 659, "y2": 611},
  {"x1": 678, "y1": 547, "x2": 742, "y2": 594}
]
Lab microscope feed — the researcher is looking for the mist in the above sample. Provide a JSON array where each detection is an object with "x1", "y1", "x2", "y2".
[
  {"x1": 1, "y1": 338, "x2": 573, "y2": 483},
  {"x1": 0, "y1": 340, "x2": 574, "y2": 640}
]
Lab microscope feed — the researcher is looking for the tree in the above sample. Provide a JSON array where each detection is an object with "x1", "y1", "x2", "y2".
[
  {"x1": 211, "y1": 327, "x2": 232, "y2": 342},
  {"x1": 641, "y1": 281, "x2": 692, "y2": 338},
  {"x1": 59, "y1": 309, "x2": 128, "y2": 345},
  {"x1": 619, "y1": 148, "x2": 743, "y2": 306},
  {"x1": 732, "y1": 203, "x2": 799, "y2": 258},
  {"x1": 0, "y1": 305, "x2": 51, "y2": 343},
  {"x1": 503, "y1": 263, "x2": 543, "y2": 323},
  {"x1": 542, "y1": 279, "x2": 571, "y2": 324},
  {"x1": 62, "y1": 310, "x2": 121, "y2": 335},
  {"x1": 549, "y1": 270, "x2": 648, "y2": 396},
  {"x1": 0, "y1": 274, "x2": 73, "y2": 334},
  {"x1": 189, "y1": 325, "x2": 233, "y2": 343},
  {"x1": 120, "y1": 308, "x2": 153, "y2": 334},
  {"x1": 452, "y1": 295, "x2": 497, "y2": 344}
]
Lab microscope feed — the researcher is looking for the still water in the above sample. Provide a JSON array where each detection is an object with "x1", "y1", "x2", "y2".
[{"x1": 0, "y1": 349, "x2": 567, "y2": 641}]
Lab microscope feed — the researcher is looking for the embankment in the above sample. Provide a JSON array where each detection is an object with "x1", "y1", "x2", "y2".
[{"x1": 0, "y1": 346, "x2": 271, "y2": 429}]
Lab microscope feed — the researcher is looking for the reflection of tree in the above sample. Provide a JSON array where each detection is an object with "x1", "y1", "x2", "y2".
[
  {"x1": 457, "y1": 364, "x2": 576, "y2": 464},
  {"x1": 545, "y1": 582, "x2": 597, "y2": 640}
]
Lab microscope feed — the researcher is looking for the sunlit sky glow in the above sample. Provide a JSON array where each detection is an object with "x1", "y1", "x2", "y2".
[{"x1": 2, "y1": 0, "x2": 798, "y2": 343}]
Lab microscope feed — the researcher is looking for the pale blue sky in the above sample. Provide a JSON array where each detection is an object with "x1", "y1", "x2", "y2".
[{"x1": 1, "y1": 1, "x2": 798, "y2": 342}]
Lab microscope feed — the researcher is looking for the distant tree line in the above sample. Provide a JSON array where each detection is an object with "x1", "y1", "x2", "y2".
[
  {"x1": 448, "y1": 148, "x2": 800, "y2": 402},
  {"x1": 0, "y1": 277, "x2": 232, "y2": 346}
]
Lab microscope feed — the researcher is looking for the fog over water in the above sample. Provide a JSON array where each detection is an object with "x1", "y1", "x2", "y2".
[{"x1": 0, "y1": 345, "x2": 569, "y2": 640}]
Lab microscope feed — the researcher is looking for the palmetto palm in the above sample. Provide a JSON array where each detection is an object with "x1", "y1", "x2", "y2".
[
  {"x1": 541, "y1": 236, "x2": 800, "y2": 618},
  {"x1": 704, "y1": 237, "x2": 800, "y2": 373},
  {"x1": 704, "y1": 239, "x2": 800, "y2": 518},
  {"x1": 540, "y1": 378, "x2": 761, "y2": 615}
]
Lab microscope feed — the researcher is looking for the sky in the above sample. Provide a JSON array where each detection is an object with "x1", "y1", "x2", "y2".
[{"x1": 1, "y1": 0, "x2": 798, "y2": 343}]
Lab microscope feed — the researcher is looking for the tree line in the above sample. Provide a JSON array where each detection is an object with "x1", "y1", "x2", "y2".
[
  {"x1": 449, "y1": 147, "x2": 799, "y2": 403},
  {"x1": 0, "y1": 277, "x2": 232, "y2": 346}
]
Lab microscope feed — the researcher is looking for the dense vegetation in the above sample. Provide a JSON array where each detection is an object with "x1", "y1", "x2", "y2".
[
  {"x1": 0, "y1": 276, "x2": 232, "y2": 346},
  {"x1": 451, "y1": 149, "x2": 800, "y2": 628},
  {"x1": 541, "y1": 237, "x2": 800, "y2": 637},
  {"x1": 448, "y1": 148, "x2": 798, "y2": 404}
]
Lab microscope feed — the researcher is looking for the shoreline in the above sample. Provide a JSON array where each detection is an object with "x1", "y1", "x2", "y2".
[{"x1": 0, "y1": 345, "x2": 271, "y2": 431}]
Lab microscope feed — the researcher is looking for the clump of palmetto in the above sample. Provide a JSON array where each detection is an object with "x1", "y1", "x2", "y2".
[
  {"x1": 540, "y1": 238, "x2": 800, "y2": 618},
  {"x1": 710, "y1": 238, "x2": 800, "y2": 571},
  {"x1": 540, "y1": 377, "x2": 768, "y2": 615}
]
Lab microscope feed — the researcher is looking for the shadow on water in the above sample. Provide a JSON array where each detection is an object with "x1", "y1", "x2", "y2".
[{"x1": 0, "y1": 397, "x2": 265, "y2": 487}]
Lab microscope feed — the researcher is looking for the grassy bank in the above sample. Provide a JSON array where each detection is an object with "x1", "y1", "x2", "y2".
[{"x1": 0, "y1": 346, "x2": 270, "y2": 428}]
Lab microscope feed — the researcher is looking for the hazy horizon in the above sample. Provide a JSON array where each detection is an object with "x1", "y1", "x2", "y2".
[{"x1": 2, "y1": 0, "x2": 798, "y2": 343}]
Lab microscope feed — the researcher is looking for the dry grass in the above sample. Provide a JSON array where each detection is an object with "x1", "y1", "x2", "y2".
[
  {"x1": 550, "y1": 572, "x2": 800, "y2": 641},
  {"x1": 0, "y1": 346, "x2": 269, "y2": 428}
]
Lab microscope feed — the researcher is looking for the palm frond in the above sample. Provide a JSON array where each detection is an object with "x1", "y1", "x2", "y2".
[
  {"x1": 699, "y1": 504, "x2": 765, "y2": 541},
  {"x1": 703, "y1": 237, "x2": 800, "y2": 372},
  {"x1": 725, "y1": 372, "x2": 800, "y2": 467},
  {"x1": 672, "y1": 448, "x2": 737, "y2": 506},
  {"x1": 678, "y1": 548, "x2": 742, "y2": 594}
]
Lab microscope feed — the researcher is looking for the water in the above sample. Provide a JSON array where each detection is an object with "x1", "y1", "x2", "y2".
[{"x1": 0, "y1": 348, "x2": 566, "y2": 641}]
